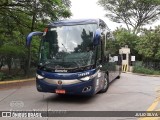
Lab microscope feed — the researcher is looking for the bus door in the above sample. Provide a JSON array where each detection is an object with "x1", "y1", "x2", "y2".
[
  {"x1": 101, "y1": 31, "x2": 118, "y2": 82},
  {"x1": 95, "y1": 42, "x2": 105, "y2": 92}
]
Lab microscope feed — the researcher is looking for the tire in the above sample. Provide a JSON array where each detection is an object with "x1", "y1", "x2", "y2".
[
  {"x1": 116, "y1": 75, "x2": 120, "y2": 79},
  {"x1": 99, "y1": 73, "x2": 109, "y2": 93},
  {"x1": 116, "y1": 68, "x2": 121, "y2": 79}
]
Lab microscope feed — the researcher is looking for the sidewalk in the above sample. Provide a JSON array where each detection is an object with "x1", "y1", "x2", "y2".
[
  {"x1": 0, "y1": 78, "x2": 35, "y2": 85},
  {"x1": 126, "y1": 72, "x2": 160, "y2": 77},
  {"x1": 0, "y1": 78, "x2": 35, "y2": 90}
]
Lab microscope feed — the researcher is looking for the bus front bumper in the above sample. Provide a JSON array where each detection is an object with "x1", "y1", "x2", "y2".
[{"x1": 36, "y1": 78, "x2": 96, "y2": 95}]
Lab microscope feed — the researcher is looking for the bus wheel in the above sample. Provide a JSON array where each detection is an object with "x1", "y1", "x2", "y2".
[
  {"x1": 99, "y1": 74, "x2": 109, "y2": 93},
  {"x1": 116, "y1": 75, "x2": 120, "y2": 79}
]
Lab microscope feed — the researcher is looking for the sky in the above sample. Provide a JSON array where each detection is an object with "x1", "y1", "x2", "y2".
[
  {"x1": 70, "y1": 0, "x2": 122, "y2": 31},
  {"x1": 70, "y1": 0, "x2": 159, "y2": 31}
]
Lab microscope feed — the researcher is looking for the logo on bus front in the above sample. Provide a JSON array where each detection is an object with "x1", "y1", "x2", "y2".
[
  {"x1": 55, "y1": 69, "x2": 68, "y2": 72},
  {"x1": 57, "y1": 80, "x2": 62, "y2": 85}
]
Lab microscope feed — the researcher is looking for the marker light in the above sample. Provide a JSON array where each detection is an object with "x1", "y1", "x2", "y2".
[{"x1": 43, "y1": 28, "x2": 48, "y2": 36}]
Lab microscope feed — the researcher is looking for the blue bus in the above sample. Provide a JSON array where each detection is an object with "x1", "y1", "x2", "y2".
[{"x1": 26, "y1": 19, "x2": 122, "y2": 96}]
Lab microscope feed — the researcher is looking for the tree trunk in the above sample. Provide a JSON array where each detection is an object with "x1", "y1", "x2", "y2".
[
  {"x1": 0, "y1": 58, "x2": 3, "y2": 70},
  {"x1": 26, "y1": 0, "x2": 36, "y2": 77},
  {"x1": 7, "y1": 57, "x2": 12, "y2": 75}
]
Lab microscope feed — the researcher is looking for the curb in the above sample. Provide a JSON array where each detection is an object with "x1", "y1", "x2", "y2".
[
  {"x1": 0, "y1": 78, "x2": 35, "y2": 85},
  {"x1": 126, "y1": 72, "x2": 160, "y2": 77},
  {"x1": 0, "y1": 72, "x2": 159, "y2": 85}
]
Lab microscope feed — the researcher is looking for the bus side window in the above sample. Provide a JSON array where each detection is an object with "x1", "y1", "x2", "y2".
[{"x1": 96, "y1": 45, "x2": 102, "y2": 66}]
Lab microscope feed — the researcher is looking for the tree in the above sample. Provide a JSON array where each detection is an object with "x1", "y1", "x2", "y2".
[
  {"x1": 0, "y1": 0, "x2": 72, "y2": 76},
  {"x1": 25, "y1": 0, "x2": 72, "y2": 76},
  {"x1": 0, "y1": 45, "x2": 25, "y2": 73},
  {"x1": 113, "y1": 28, "x2": 139, "y2": 54},
  {"x1": 136, "y1": 26, "x2": 160, "y2": 61},
  {"x1": 98, "y1": 0, "x2": 160, "y2": 34},
  {"x1": 111, "y1": 27, "x2": 142, "y2": 60}
]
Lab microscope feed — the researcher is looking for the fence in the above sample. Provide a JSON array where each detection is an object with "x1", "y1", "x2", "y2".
[{"x1": 134, "y1": 61, "x2": 160, "y2": 71}]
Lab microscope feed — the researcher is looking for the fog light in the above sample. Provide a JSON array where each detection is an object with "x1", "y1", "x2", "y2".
[
  {"x1": 82, "y1": 86, "x2": 92, "y2": 93},
  {"x1": 37, "y1": 84, "x2": 42, "y2": 91}
]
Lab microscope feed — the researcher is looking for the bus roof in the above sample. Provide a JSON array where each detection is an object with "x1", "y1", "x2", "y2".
[{"x1": 48, "y1": 19, "x2": 102, "y2": 27}]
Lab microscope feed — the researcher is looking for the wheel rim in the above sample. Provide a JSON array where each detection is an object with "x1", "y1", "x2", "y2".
[{"x1": 103, "y1": 76, "x2": 108, "y2": 89}]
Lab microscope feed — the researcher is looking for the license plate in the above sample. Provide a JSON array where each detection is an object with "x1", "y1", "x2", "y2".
[{"x1": 55, "y1": 89, "x2": 66, "y2": 94}]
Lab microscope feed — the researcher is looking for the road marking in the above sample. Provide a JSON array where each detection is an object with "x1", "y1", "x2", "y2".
[
  {"x1": 139, "y1": 117, "x2": 160, "y2": 120},
  {"x1": 138, "y1": 98, "x2": 160, "y2": 120},
  {"x1": 138, "y1": 87, "x2": 160, "y2": 120},
  {"x1": 147, "y1": 98, "x2": 159, "y2": 111}
]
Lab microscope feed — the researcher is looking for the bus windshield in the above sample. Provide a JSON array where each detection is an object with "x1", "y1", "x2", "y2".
[{"x1": 39, "y1": 24, "x2": 97, "y2": 70}]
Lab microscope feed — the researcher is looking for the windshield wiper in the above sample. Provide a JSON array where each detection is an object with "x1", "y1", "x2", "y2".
[
  {"x1": 38, "y1": 62, "x2": 53, "y2": 69},
  {"x1": 62, "y1": 44, "x2": 67, "y2": 52},
  {"x1": 38, "y1": 61, "x2": 79, "y2": 69}
]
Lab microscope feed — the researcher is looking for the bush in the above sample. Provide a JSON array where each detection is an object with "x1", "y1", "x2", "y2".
[
  {"x1": 133, "y1": 61, "x2": 160, "y2": 75},
  {"x1": 0, "y1": 72, "x2": 5, "y2": 81}
]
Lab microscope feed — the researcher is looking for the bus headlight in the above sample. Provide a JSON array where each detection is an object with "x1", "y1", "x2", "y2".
[
  {"x1": 79, "y1": 76, "x2": 90, "y2": 81},
  {"x1": 36, "y1": 74, "x2": 44, "y2": 79},
  {"x1": 79, "y1": 74, "x2": 96, "y2": 81}
]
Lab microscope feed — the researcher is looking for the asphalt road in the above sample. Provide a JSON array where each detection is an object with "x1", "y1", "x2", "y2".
[{"x1": 0, "y1": 73, "x2": 160, "y2": 120}]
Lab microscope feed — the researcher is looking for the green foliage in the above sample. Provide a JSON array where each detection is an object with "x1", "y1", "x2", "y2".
[
  {"x1": 0, "y1": 0, "x2": 72, "y2": 76},
  {"x1": 113, "y1": 28, "x2": 139, "y2": 55},
  {"x1": 133, "y1": 61, "x2": 160, "y2": 75},
  {"x1": 98, "y1": 0, "x2": 160, "y2": 34},
  {"x1": 136, "y1": 26, "x2": 160, "y2": 61},
  {"x1": 31, "y1": 36, "x2": 41, "y2": 64},
  {"x1": 0, "y1": 72, "x2": 5, "y2": 81},
  {"x1": 0, "y1": 45, "x2": 25, "y2": 58},
  {"x1": 112, "y1": 26, "x2": 160, "y2": 61}
]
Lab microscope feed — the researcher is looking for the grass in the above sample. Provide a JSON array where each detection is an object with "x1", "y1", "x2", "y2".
[
  {"x1": 0, "y1": 68, "x2": 36, "y2": 81},
  {"x1": 0, "y1": 72, "x2": 5, "y2": 81},
  {"x1": 133, "y1": 61, "x2": 160, "y2": 75}
]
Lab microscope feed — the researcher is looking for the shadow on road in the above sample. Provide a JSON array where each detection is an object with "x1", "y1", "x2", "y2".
[
  {"x1": 42, "y1": 94, "x2": 100, "y2": 104},
  {"x1": 0, "y1": 80, "x2": 35, "y2": 90}
]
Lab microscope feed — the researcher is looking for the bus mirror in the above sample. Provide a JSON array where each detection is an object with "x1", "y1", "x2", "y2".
[
  {"x1": 93, "y1": 29, "x2": 101, "y2": 46},
  {"x1": 114, "y1": 56, "x2": 118, "y2": 62},
  {"x1": 106, "y1": 32, "x2": 115, "y2": 41},
  {"x1": 26, "y1": 31, "x2": 43, "y2": 46}
]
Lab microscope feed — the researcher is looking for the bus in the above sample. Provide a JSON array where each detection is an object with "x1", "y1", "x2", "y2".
[{"x1": 26, "y1": 19, "x2": 122, "y2": 96}]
